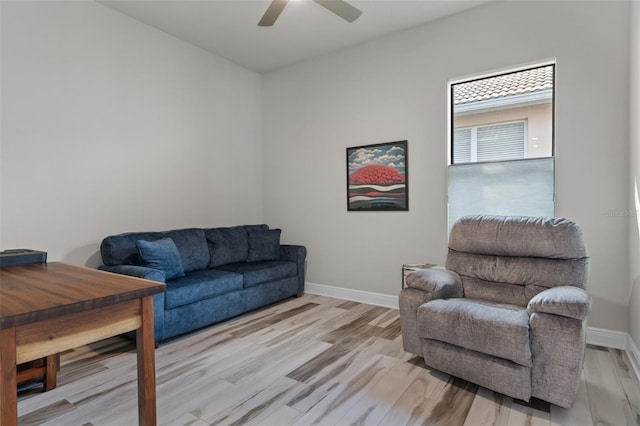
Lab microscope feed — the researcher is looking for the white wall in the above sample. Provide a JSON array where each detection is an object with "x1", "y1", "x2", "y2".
[
  {"x1": 263, "y1": 0, "x2": 631, "y2": 332},
  {"x1": 630, "y1": 0, "x2": 640, "y2": 347},
  {"x1": 1, "y1": 0, "x2": 633, "y2": 335},
  {"x1": 1, "y1": 1, "x2": 263, "y2": 267}
]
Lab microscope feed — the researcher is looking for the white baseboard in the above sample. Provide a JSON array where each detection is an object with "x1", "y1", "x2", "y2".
[
  {"x1": 627, "y1": 335, "x2": 640, "y2": 383},
  {"x1": 304, "y1": 281, "x2": 640, "y2": 382},
  {"x1": 305, "y1": 282, "x2": 399, "y2": 309},
  {"x1": 586, "y1": 326, "x2": 627, "y2": 349}
]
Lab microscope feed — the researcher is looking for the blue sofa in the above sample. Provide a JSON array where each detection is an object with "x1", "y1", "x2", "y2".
[{"x1": 99, "y1": 224, "x2": 306, "y2": 342}]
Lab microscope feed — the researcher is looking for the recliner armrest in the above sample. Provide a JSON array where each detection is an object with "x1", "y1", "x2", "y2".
[
  {"x1": 99, "y1": 264, "x2": 166, "y2": 283},
  {"x1": 405, "y1": 269, "x2": 463, "y2": 299},
  {"x1": 527, "y1": 286, "x2": 591, "y2": 321}
]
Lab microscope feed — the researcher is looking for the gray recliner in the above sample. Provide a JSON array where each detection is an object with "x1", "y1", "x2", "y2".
[{"x1": 399, "y1": 215, "x2": 591, "y2": 408}]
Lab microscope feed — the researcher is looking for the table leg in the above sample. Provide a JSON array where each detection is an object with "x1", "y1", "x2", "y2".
[
  {"x1": 1, "y1": 327, "x2": 18, "y2": 425},
  {"x1": 44, "y1": 354, "x2": 58, "y2": 391},
  {"x1": 136, "y1": 296, "x2": 157, "y2": 426}
]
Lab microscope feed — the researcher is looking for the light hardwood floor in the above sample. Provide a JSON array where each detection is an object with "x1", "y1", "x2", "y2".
[{"x1": 17, "y1": 294, "x2": 640, "y2": 426}]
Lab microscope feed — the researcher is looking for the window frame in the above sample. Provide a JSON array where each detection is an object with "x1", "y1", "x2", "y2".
[
  {"x1": 446, "y1": 60, "x2": 557, "y2": 228},
  {"x1": 448, "y1": 61, "x2": 556, "y2": 166}
]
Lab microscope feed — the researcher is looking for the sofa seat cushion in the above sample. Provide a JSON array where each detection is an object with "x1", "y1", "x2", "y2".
[
  {"x1": 417, "y1": 298, "x2": 532, "y2": 367},
  {"x1": 165, "y1": 269, "x2": 243, "y2": 309},
  {"x1": 215, "y1": 260, "x2": 297, "y2": 288}
]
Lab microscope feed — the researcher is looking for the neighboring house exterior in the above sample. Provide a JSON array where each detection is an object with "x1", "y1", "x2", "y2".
[{"x1": 452, "y1": 65, "x2": 554, "y2": 163}]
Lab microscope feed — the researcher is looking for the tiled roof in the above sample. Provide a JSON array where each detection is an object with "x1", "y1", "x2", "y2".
[{"x1": 454, "y1": 65, "x2": 553, "y2": 105}]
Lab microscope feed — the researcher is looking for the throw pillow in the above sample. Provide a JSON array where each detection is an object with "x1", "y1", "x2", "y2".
[
  {"x1": 247, "y1": 228, "x2": 281, "y2": 262},
  {"x1": 136, "y1": 238, "x2": 185, "y2": 280}
]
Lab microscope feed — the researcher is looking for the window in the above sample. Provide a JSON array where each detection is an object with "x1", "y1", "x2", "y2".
[
  {"x1": 448, "y1": 63, "x2": 555, "y2": 229},
  {"x1": 454, "y1": 120, "x2": 527, "y2": 163}
]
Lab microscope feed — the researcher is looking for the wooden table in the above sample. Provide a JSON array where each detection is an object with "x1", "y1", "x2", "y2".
[{"x1": 0, "y1": 262, "x2": 166, "y2": 425}]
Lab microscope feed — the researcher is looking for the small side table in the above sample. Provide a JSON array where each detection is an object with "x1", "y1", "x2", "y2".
[{"x1": 402, "y1": 263, "x2": 438, "y2": 288}]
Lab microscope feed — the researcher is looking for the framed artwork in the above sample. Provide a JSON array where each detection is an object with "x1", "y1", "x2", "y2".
[{"x1": 346, "y1": 140, "x2": 408, "y2": 211}]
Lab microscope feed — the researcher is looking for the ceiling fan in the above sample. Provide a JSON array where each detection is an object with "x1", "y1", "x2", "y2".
[{"x1": 258, "y1": 0, "x2": 362, "y2": 27}]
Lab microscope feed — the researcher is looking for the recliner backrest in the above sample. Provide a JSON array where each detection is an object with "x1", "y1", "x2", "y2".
[{"x1": 445, "y1": 215, "x2": 589, "y2": 306}]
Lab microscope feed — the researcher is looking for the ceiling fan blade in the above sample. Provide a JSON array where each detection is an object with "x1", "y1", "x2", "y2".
[
  {"x1": 312, "y1": 0, "x2": 362, "y2": 23},
  {"x1": 258, "y1": 0, "x2": 288, "y2": 27}
]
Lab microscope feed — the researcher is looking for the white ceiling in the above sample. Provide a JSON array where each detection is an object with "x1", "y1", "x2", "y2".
[{"x1": 98, "y1": 0, "x2": 494, "y2": 73}]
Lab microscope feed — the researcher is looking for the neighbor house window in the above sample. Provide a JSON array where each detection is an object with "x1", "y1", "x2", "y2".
[
  {"x1": 448, "y1": 62, "x2": 555, "y2": 229},
  {"x1": 454, "y1": 120, "x2": 527, "y2": 163}
]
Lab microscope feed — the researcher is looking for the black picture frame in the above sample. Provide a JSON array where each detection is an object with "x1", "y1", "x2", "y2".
[{"x1": 346, "y1": 140, "x2": 408, "y2": 211}]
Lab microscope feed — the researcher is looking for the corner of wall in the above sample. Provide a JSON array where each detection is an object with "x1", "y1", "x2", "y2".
[
  {"x1": 630, "y1": 0, "x2": 640, "y2": 354},
  {"x1": 628, "y1": 333, "x2": 640, "y2": 383}
]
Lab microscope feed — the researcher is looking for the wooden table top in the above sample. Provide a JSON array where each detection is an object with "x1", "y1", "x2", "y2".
[{"x1": 0, "y1": 262, "x2": 165, "y2": 329}]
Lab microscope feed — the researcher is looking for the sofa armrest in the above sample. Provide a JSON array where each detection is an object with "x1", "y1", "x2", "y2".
[
  {"x1": 279, "y1": 244, "x2": 306, "y2": 263},
  {"x1": 405, "y1": 269, "x2": 463, "y2": 299},
  {"x1": 279, "y1": 245, "x2": 307, "y2": 295},
  {"x1": 99, "y1": 264, "x2": 166, "y2": 283},
  {"x1": 527, "y1": 286, "x2": 591, "y2": 321}
]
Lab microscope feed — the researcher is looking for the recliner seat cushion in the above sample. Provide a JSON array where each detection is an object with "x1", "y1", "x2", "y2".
[
  {"x1": 165, "y1": 269, "x2": 243, "y2": 309},
  {"x1": 417, "y1": 298, "x2": 532, "y2": 367},
  {"x1": 215, "y1": 260, "x2": 297, "y2": 288}
]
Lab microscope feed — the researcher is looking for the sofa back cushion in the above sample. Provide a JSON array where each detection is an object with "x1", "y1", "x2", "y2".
[
  {"x1": 247, "y1": 228, "x2": 281, "y2": 262},
  {"x1": 101, "y1": 231, "x2": 163, "y2": 266},
  {"x1": 164, "y1": 229, "x2": 209, "y2": 273},
  {"x1": 101, "y1": 228, "x2": 209, "y2": 273},
  {"x1": 445, "y1": 215, "x2": 589, "y2": 307},
  {"x1": 206, "y1": 224, "x2": 269, "y2": 267}
]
